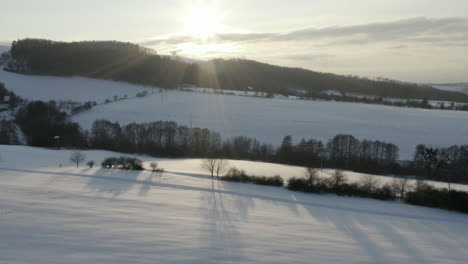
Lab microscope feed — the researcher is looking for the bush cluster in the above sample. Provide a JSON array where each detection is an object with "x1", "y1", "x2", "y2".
[
  {"x1": 71, "y1": 101, "x2": 96, "y2": 114},
  {"x1": 287, "y1": 172, "x2": 397, "y2": 200},
  {"x1": 101, "y1": 156, "x2": 144, "y2": 170},
  {"x1": 221, "y1": 168, "x2": 284, "y2": 187},
  {"x1": 405, "y1": 182, "x2": 468, "y2": 213}
]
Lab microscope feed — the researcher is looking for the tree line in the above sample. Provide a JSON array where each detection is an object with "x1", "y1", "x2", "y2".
[
  {"x1": 6, "y1": 38, "x2": 468, "y2": 105},
  {"x1": 413, "y1": 144, "x2": 468, "y2": 186},
  {"x1": 90, "y1": 120, "x2": 400, "y2": 175},
  {"x1": 5, "y1": 99, "x2": 468, "y2": 183},
  {"x1": 0, "y1": 82, "x2": 23, "y2": 107}
]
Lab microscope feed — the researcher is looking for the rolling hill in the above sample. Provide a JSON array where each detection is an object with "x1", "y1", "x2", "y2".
[
  {"x1": 1, "y1": 145, "x2": 468, "y2": 264},
  {"x1": 5, "y1": 38, "x2": 468, "y2": 103}
]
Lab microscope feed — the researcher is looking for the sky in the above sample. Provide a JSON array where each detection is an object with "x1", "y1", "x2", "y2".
[{"x1": 1, "y1": 0, "x2": 468, "y2": 83}]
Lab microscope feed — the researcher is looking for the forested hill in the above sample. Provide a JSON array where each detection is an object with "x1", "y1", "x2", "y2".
[{"x1": 5, "y1": 38, "x2": 468, "y2": 102}]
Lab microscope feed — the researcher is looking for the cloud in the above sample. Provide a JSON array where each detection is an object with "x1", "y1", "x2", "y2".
[
  {"x1": 141, "y1": 35, "x2": 197, "y2": 45},
  {"x1": 277, "y1": 17, "x2": 468, "y2": 43},
  {"x1": 282, "y1": 53, "x2": 336, "y2": 62},
  {"x1": 140, "y1": 17, "x2": 468, "y2": 47},
  {"x1": 140, "y1": 32, "x2": 274, "y2": 46}
]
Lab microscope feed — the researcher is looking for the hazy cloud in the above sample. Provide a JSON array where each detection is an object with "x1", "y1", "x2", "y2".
[
  {"x1": 141, "y1": 17, "x2": 468, "y2": 47},
  {"x1": 282, "y1": 53, "x2": 336, "y2": 62},
  {"x1": 277, "y1": 17, "x2": 468, "y2": 44}
]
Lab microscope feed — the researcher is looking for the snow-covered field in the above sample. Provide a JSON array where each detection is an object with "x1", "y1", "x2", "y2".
[
  {"x1": 1, "y1": 145, "x2": 468, "y2": 264},
  {"x1": 2, "y1": 69, "x2": 468, "y2": 160},
  {"x1": 0, "y1": 69, "x2": 148, "y2": 102},
  {"x1": 432, "y1": 84, "x2": 468, "y2": 95},
  {"x1": 72, "y1": 89, "x2": 468, "y2": 160}
]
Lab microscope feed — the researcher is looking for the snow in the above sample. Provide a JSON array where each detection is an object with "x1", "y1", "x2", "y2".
[
  {"x1": 432, "y1": 84, "x2": 468, "y2": 95},
  {"x1": 0, "y1": 45, "x2": 9, "y2": 54},
  {"x1": 0, "y1": 69, "x2": 149, "y2": 102},
  {"x1": 1, "y1": 145, "x2": 468, "y2": 264},
  {"x1": 2, "y1": 71, "x2": 468, "y2": 160},
  {"x1": 72, "y1": 89, "x2": 468, "y2": 160}
]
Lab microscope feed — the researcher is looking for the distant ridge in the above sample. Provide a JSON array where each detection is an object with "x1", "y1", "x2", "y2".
[{"x1": 5, "y1": 38, "x2": 468, "y2": 103}]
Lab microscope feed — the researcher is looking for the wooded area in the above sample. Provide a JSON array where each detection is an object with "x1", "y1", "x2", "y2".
[{"x1": 6, "y1": 38, "x2": 468, "y2": 104}]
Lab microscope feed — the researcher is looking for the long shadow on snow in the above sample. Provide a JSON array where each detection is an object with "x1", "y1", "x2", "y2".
[
  {"x1": 1, "y1": 167, "x2": 468, "y2": 225},
  {"x1": 295, "y1": 194, "x2": 466, "y2": 264},
  {"x1": 196, "y1": 179, "x2": 248, "y2": 263},
  {"x1": 164, "y1": 170, "x2": 214, "y2": 180},
  {"x1": 85, "y1": 168, "x2": 145, "y2": 196}
]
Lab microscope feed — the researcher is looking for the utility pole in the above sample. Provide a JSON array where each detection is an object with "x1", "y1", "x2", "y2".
[
  {"x1": 320, "y1": 154, "x2": 323, "y2": 171},
  {"x1": 346, "y1": 136, "x2": 351, "y2": 169},
  {"x1": 190, "y1": 112, "x2": 192, "y2": 129}
]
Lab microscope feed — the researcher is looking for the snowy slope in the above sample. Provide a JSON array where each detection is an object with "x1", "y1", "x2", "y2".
[
  {"x1": 72, "y1": 89, "x2": 468, "y2": 160},
  {"x1": 432, "y1": 84, "x2": 468, "y2": 95},
  {"x1": 0, "y1": 69, "x2": 149, "y2": 102},
  {"x1": 1, "y1": 145, "x2": 468, "y2": 264},
  {"x1": 0, "y1": 145, "x2": 466, "y2": 191}
]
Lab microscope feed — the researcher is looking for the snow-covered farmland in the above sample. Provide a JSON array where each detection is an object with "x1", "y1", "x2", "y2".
[
  {"x1": 72, "y1": 89, "x2": 468, "y2": 160},
  {"x1": 0, "y1": 69, "x2": 148, "y2": 102},
  {"x1": 1, "y1": 145, "x2": 468, "y2": 264},
  {"x1": 2, "y1": 70, "x2": 468, "y2": 160},
  {"x1": 432, "y1": 83, "x2": 468, "y2": 95}
]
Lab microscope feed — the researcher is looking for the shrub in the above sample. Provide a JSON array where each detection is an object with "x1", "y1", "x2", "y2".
[
  {"x1": 305, "y1": 167, "x2": 319, "y2": 186},
  {"x1": 101, "y1": 157, "x2": 117, "y2": 168},
  {"x1": 87, "y1": 160, "x2": 95, "y2": 168},
  {"x1": 373, "y1": 184, "x2": 397, "y2": 200},
  {"x1": 150, "y1": 162, "x2": 158, "y2": 171},
  {"x1": 287, "y1": 177, "x2": 309, "y2": 192},
  {"x1": 286, "y1": 177, "x2": 327, "y2": 193},
  {"x1": 405, "y1": 185, "x2": 446, "y2": 208},
  {"x1": 252, "y1": 175, "x2": 284, "y2": 187},
  {"x1": 390, "y1": 177, "x2": 411, "y2": 199},
  {"x1": 221, "y1": 168, "x2": 283, "y2": 187},
  {"x1": 101, "y1": 156, "x2": 143, "y2": 170},
  {"x1": 446, "y1": 190, "x2": 468, "y2": 213},
  {"x1": 222, "y1": 168, "x2": 249, "y2": 181},
  {"x1": 287, "y1": 172, "x2": 397, "y2": 200},
  {"x1": 405, "y1": 183, "x2": 468, "y2": 213},
  {"x1": 359, "y1": 175, "x2": 381, "y2": 194},
  {"x1": 333, "y1": 182, "x2": 364, "y2": 197},
  {"x1": 329, "y1": 170, "x2": 347, "y2": 189}
]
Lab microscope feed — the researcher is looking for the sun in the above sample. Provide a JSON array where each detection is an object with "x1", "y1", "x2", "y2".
[{"x1": 183, "y1": 3, "x2": 223, "y2": 39}]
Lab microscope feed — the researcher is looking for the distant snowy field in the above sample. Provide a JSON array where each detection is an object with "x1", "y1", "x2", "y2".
[
  {"x1": 2, "y1": 70, "x2": 468, "y2": 160},
  {"x1": 432, "y1": 84, "x2": 468, "y2": 95},
  {"x1": 0, "y1": 69, "x2": 148, "y2": 102},
  {"x1": 1, "y1": 145, "x2": 468, "y2": 264},
  {"x1": 72, "y1": 89, "x2": 468, "y2": 160}
]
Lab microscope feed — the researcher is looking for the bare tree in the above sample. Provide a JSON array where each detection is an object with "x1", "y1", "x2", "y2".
[
  {"x1": 391, "y1": 177, "x2": 411, "y2": 198},
  {"x1": 215, "y1": 159, "x2": 229, "y2": 178},
  {"x1": 360, "y1": 174, "x2": 380, "y2": 193},
  {"x1": 305, "y1": 167, "x2": 319, "y2": 186},
  {"x1": 330, "y1": 170, "x2": 347, "y2": 188},
  {"x1": 201, "y1": 158, "x2": 217, "y2": 177},
  {"x1": 70, "y1": 150, "x2": 86, "y2": 168}
]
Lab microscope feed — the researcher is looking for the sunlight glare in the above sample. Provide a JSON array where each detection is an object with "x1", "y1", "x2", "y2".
[{"x1": 184, "y1": 3, "x2": 223, "y2": 39}]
